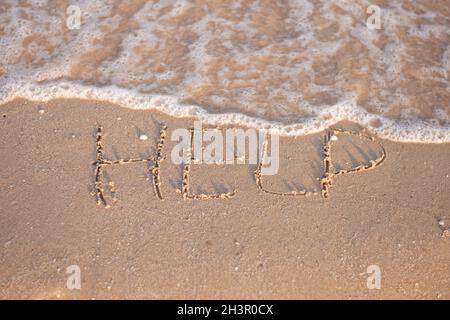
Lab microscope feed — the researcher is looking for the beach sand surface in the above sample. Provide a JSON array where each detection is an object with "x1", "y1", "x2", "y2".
[{"x1": 0, "y1": 99, "x2": 449, "y2": 299}]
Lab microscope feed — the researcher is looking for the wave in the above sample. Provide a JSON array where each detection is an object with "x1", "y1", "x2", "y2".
[
  {"x1": 1, "y1": 1, "x2": 449, "y2": 142},
  {"x1": 1, "y1": 80, "x2": 449, "y2": 143}
]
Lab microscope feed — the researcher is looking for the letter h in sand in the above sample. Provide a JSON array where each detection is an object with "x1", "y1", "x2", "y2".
[{"x1": 92, "y1": 124, "x2": 167, "y2": 208}]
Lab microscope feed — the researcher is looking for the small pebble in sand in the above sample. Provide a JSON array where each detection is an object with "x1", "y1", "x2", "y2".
[
  {"x1": 117, "y1": 117, "x2": 121, "y2": 121},
  {"x1": 139, "y1": 134, "x2": 148, "y2": 141},
  {"x1": 71, "y1": 134, "x2": 76, "y2": 139},
  {"x1": 438, "y1": 219, "x2": 445, "y2": 227},
  {"x1": 38, "y1": 108, "x2": 45, "y2": 115},
  {"x1": 330, "y1": 135, "x2": 338, "y2": 141}
]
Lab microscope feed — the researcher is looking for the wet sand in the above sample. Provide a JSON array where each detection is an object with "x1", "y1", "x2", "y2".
[{"x1": 0, "y1": 98, "x2": 449, "y2": 299}]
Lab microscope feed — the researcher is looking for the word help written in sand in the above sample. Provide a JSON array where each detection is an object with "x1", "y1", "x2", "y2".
[{"x1": 92, "y1": 124, "x2": 386, "y2": 208}]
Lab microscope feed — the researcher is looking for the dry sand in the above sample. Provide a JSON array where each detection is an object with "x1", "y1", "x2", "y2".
[{"x1": 0, "y1": 98, "x2": 449, "y2": 299}]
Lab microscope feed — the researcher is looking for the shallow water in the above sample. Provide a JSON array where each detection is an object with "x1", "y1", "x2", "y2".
[{"x1": 0, "y1": 0, "x2": 449, "y2": 142}]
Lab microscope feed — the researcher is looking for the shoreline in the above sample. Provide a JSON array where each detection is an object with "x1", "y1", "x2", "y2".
[
  {"x1": 1, "y1": 82, "x2": 450, "y2": 143},
  {"x1": 1, "y1": 98, "x2": 449, "y2": 299}
]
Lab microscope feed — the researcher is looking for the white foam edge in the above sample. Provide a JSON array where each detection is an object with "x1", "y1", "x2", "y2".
[{"x1": 1, "y1": 80, "x2": 449, "y2": 143}]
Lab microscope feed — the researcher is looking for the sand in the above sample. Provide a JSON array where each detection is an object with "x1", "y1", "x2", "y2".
[{"x1": 0, "y1": 98, "x2": 449, "y2": 299}]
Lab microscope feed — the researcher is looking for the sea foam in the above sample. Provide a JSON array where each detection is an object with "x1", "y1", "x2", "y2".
[{"x1": 0, "y1": 0, "x2": 449, "y2": 143}]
